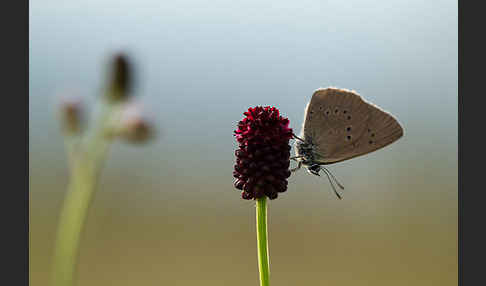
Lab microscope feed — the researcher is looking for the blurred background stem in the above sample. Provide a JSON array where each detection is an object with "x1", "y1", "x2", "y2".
[
  {"x1": 50, "y1": 101, "x2": 116, "y2": 286},
  {"x1": 256, "y1": 197, "x2": 270, "y2": 286}
]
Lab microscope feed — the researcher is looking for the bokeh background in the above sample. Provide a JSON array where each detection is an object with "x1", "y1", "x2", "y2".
[{"x1": 29, "y1": 0, "x2": 457, "y2": 285}]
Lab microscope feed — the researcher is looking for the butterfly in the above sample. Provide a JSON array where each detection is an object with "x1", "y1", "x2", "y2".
[{"x1": 291, "y1": 87, "x2": 404, "y2": 199}]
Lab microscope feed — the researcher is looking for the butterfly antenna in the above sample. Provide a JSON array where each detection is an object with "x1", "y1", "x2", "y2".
[
  {"x1": 292, "y1": 133, "x2": 305, "y2": 142},
  {"x1": 321, "y1": 169, "x2": 342, "y2": 200},
  {"x1": 322, "y1": 167, "x2": 345, "y2": 190}
]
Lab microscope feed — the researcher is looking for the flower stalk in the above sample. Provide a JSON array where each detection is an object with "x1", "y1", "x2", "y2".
[
  {"x1": 256, "y1": 197, "x2": 270, "y2": 286},
  {"x1": 51, "y1": 101, "x2": 116, "y2": 286}
]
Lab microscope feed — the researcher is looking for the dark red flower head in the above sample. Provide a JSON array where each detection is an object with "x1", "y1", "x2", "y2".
[{"x1": 233, "y1": 106, "x2": 293, "y2": 200}]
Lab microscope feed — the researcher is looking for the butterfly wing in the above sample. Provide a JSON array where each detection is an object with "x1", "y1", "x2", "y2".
[{"x1": 301, "y1": 87, "x2": 403, "y2": 164}]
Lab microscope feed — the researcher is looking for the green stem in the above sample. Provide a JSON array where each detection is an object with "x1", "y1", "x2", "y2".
[
  {"x1": 50, "y1": 159, "x2": 98, "y2": 286},
  {"x1": 50, "y1": 102, "x2": 116, "y2": 286},
  {"x1": 256, "y1": 197, "x2": 270, "y2": 286}
]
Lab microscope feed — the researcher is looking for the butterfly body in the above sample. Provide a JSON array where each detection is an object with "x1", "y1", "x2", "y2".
[{"x1": 294, "y1": 136, "x2": 324, "y2": 175}]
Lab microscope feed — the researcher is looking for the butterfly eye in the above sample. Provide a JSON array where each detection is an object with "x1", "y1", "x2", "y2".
[
  {"x1": 346, "y1": 127, "x2": 351, "y2": 132},
  {"x1": 334, "y1": 109, "x2": 339, "y2": 114},
  {"x1": 371, "y1": 133, "x2": 375, "y2": 137},
  {"x1": 369, "y1": 140, "x2": 374, "y2": 144},
  {"x1": 343, "y1": 110, "x2": 347, "y2": 114},
  {"x1": 347, "y1": 115, "x2": 351, "y2": 120},
  {"x1": 346, "y1": 135, "x2": 351, "y2": 140}
]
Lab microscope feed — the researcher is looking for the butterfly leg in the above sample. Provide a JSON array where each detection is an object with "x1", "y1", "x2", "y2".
[
  {"x1": 290, "y1": 161, "x2": 302, "y2": 173},
  {"x1": 292, "y1": 134, "x2": 306, "y2": 142}
]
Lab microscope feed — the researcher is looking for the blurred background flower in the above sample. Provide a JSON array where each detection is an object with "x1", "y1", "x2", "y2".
[
  {"x1": 50, "y1": 53, "x2": 156, "y2": 286},
  {"x1": 59, "y1": 97, "x2": 84, "y2": 135},
  {"x1": 114, "y1": 101, "x2": 155, "y2": 143}
]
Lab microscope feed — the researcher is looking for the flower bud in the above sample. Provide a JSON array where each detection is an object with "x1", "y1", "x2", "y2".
[
  {"x1": 113, "y1": 103, "x2": 155, "y2": 144},
  {"x1": 119, "y1": 117, "x2": 153, "y2": 143},
  {"x1": 59, "y1": 98, "x2": 83, "y2": 135},
  {"x1": 107, "y1": 53, "x2": 132, "y2": 102}
]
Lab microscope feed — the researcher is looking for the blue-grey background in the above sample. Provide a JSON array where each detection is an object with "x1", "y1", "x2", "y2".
[{"x1": 30, "y1": 0, "x2": 457, "y2": 285}]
